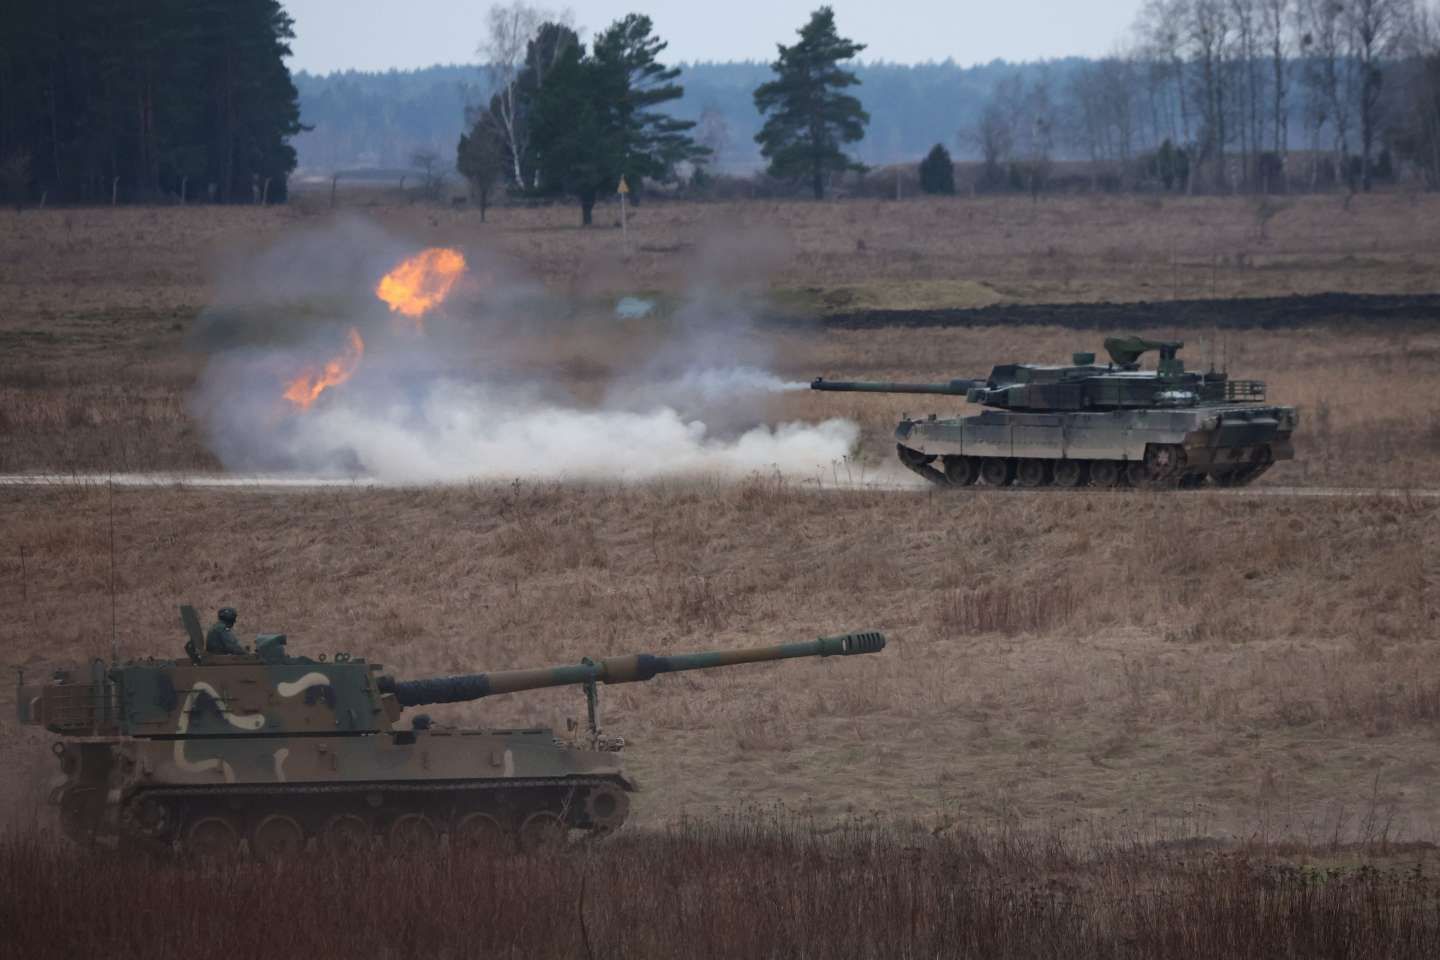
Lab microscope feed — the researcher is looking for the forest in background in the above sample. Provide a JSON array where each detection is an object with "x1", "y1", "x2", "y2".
[
  {"x1": 299, "y1": 0, "x2": 1440, "y2": 197},
  {"x1": 2, "y1": 1, "x2": 1438, "y2": 204},
  {"x1": 0, "y1": 0, "x2": 302, "y2": 205},
  {"x1": 293, "y1": 59, "x2": 1086, "y2": 174}
]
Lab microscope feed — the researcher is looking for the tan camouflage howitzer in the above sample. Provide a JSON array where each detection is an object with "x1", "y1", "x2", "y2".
[
  {"x1": 813, "y1": 336, "x2": 1297, "y2": 489},
  {"x1": 16, "y1": 606, "x2": 885, "y2": 859}
]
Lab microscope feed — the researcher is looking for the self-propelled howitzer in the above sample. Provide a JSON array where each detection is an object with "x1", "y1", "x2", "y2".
[
  {"x1": 813, "y1": 336, "x2": 1297, "y2": 488},
  {"x1": 17, "y1": 607, "x2": 885, "y2": 859}
]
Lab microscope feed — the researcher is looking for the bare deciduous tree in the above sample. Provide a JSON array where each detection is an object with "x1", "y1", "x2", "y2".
[
  {"x1": 1190, "y1": 0, "x2": 1234, "y2": 189},
  {"x1": 1231, "y1": 0, "x2": 1265, "y2": 187},
  {"x1": 1299, "y1": 0, "x2": 1355, "y2": 188},
  {"x1": 1133, "y1": 0, "x2": 1195, "y2": 144},
  {"x1": 1346, "y1": 0, "x2": 1410, "y2": 190},
  {"x1": 410, "y1": 148, "x2": 446, "y2": 202},
  {"x1": 1022, "y1": 72, "x2": 1057, "y2": 195},
  {"x1": 1261, "y1": 0, "x2": 1293, "y2": 187},
  {"x1": 1070, "y1": 56, "x2": 1140, "y2": 185},
  {"x1": 971, "y1": 75, "x2": 1024, "y2": 189}
]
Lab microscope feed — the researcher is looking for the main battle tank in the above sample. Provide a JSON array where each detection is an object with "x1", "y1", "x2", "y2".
[
  {"x1": 813, "y1": 336, "x2": 1297, "y2": 488},
  {"x1": 16, "y1": 606, "x2": 885, "y2": 859}
]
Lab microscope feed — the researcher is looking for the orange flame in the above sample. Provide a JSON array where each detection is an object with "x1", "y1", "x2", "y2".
[
  {"x1": 282, "y1": 328, "x2": 365, "y2": 410},
  {"x1": 375, "y1": 247, "x2": 466, "y2": 328}
]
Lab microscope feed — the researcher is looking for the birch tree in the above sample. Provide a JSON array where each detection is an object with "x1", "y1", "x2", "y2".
[{"x1": 480, "y1": 2, "x2": 567, "y2": 187}]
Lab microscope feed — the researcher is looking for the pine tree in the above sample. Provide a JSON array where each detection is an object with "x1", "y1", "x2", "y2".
[
  {"x1": 753, "y1": 6, "x2": 869, "y2": 199},
  {"x1": 592, "y1": 15, "x2": 708, "y2": 185},
  {"x1": 918, "y1": 143, "x2": 954, "y2": 195},
  {"x1": 528, "y1": 41, "x2": 616, "y2": 226},
  {"x1": 0, "y1": 0, "x2": 300, "y2": 204},
  {"x1": 529, "y1": 15, "x2": 703, "y2": 225}
]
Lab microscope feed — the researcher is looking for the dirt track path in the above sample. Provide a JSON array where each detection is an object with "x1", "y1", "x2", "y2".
[{"x1": 2, "y1": 473, "x2": 1437, "y2": 499}]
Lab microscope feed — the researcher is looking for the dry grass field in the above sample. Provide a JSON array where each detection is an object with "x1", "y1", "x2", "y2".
[
  {"x1": 6, "y1": 821, "x2": 1439, "y2": 960},
  {"x1": 2, "y1": 196, "x2": 1439, "y2": 951},
  {"x1": 2, "y1": 195, "x2": 1439, "y2": 479},
  {"x1": 2, "y1": 480, "x2": 1437, "y2": 840}
]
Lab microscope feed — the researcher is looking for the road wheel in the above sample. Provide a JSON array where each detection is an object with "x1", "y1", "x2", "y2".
[
  {"x1": 1052, "y1": 460, "x2": 1087, "y2": 488},
  {"x1": 453, "y1": 812, "x2": 509, "y2": 855},
  {"x1": 942, "y1": 456, "x2": 978, "y2": 486},
  {"x1": 1089, "y1": 460, "x2": 1122, "y2": 488},
  {"x1": 388, "y1": 812, "x2": 441, "y2": 852},
  {"x1": 123, "y1": 796, "x2": 175, "y2": 841},
  {"x1": 251, "y1": 814, "x2": 306, "y2": 864},
  {"x1": 320, "y1": 813, "x2": 372, "y2": 855},
  {"x1": 516, "y1": 811, "x2": 567, "y2": 853},
  {"x1": 979, "y1": 458, "x2": 1013, "y2": 487},
  {"x1": 583, "y1": 785, "x2": 631, "y2": 833},
  {"x1": 1126, "y1": 461, "x2": 1159, "y2": 488},
  {"x1": 1014, "y1": 459, "x2": 1051, "y2": 488},
  {"x1": 186, "y1": 815, "x2": 241, "y2": 861}
]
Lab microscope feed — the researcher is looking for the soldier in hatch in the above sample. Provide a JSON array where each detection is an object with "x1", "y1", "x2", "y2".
[{"x1": 205, "y1": 607, "x2": 247, "y2": 655}]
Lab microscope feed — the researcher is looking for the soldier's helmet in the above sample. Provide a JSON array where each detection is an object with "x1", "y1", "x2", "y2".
[{"x1": 218, "y1": 607, "x2": 238, "y2": 625}]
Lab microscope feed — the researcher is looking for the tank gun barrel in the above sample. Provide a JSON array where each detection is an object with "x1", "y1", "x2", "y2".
[
  {"x1": 810, "y1": 378, "x2": 979, "y2": 395},
  {"x1": 377, "y1": 631, "x2": 886, "y2": 708}
]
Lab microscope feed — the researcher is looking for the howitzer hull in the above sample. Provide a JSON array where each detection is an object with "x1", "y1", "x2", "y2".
[
  {"x1": 50, "y1": 727, "x2": 633, "y2": 857},
  {"x1": 894, "y1": 405, "x2": 1296, "y2": 489},
  {"x1": 22, "y1": 625, "x2": 886, "y2": 858}
]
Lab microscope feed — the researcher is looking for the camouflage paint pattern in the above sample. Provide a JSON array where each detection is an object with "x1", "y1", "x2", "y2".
[
  {"x1": 813, "y1": 336, "x2": 1297, "y2": 488},
  {"x1": 16, "y1": 611, "x2": 885, "y2": 856}
]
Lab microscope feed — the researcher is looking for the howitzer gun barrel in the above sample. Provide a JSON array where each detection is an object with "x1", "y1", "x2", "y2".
[
  {"x1": 378, "y1": 631, "x2": 886, "y2": 708},
  {"x1": 810, "y1": 378, "x2": 979, "y2": 395}
]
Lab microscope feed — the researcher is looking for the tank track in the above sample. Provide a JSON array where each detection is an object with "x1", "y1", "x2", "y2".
[{"x1": 896, "y1": 444, "x2": 1271, "y2": 490}]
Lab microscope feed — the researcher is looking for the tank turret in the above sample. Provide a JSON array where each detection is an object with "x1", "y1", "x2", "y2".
[
  {"x1": 812, "y1": 336, "x2": 1296, "y2": 489},
  {"x1": 16, "y1": 608, "x2": 886, "y2": 857}
]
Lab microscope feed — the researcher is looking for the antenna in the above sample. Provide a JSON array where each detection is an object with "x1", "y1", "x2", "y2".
[{"x1": 108, "y1": 480, "x2": 118, "y2": 664}]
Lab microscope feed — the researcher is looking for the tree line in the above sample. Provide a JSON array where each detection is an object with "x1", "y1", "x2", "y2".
[
  {"x1": 961, "y1": 0, "x2": 1440, "y2": 195},
  {"x1": 0, "y1": 0, "x2": 302, "y2": 207},
  {"x1": 455, "y1": 4, "x2": 870, "y2": 221},
  {"x1": 4, "y1": 1, "x2": 1438, "y2": 209}
]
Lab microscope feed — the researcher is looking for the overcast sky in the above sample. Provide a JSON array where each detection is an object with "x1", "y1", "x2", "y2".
[{"x1": 283, "y1": 0, "x2": 1139, "y2": 74}]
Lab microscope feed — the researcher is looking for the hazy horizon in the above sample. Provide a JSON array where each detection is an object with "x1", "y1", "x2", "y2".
[{"x1": 283, "y1": 0, "x2": 1137, "y2": 75}]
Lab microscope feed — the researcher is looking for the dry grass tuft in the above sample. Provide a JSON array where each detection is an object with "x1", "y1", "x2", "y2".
[{"x1": 2, "y1": 821, "x2": 1438, "y2": 960}]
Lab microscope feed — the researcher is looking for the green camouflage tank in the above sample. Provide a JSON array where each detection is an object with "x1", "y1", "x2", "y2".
[
  {"x1": 17, "y1": 606, "x2": 885, "y2": 860},
  {"x1": 813, "y1": 335, "x2": 1298, "y2": 489}
]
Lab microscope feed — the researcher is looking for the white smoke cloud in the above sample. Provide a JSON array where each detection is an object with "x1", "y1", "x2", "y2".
[
  {"x1": 268, "y1": 382, "x2": 856, "y2": 482},
  {"x1": 192, "y1": 220, "x2": 855, "y2": 484}
]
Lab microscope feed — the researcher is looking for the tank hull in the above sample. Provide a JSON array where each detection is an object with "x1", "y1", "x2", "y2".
[
  {"x1": 894, "y1": 404, "x2": 1297, "y2": 488},
  {"x1": 52, "y1": 729, "x2": 633, "y2": 855}
]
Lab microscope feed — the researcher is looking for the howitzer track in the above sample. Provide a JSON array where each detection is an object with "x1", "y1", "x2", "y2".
[{"x1": 117, "y1": 775, "x2": 630, "y2": 858}]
